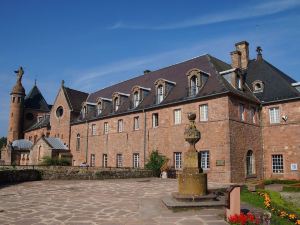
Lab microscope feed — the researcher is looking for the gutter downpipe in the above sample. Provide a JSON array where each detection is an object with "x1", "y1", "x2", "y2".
[
  {"x1": 85, "y1": 119, "x2": 89, "y2": 164},
  {"x1": 143, "y1": 109, "x2": 147, "y2": 168}
]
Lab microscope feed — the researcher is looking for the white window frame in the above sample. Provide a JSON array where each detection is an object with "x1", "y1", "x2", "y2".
[
  {"x1": 237, "y1": 76, "x2": 242, "y2": 89},
  {"x1": 174, "y1": 152, "x2": 182, "y2": 170},
  {"x1": 91, "y1": 124, "x2": 96, "y2": 136},
  {"x1": 97, "y1": 103, "x2": 102, "y2": 115},
  {"x1": 76, "y1": 134, "x2": 80, "y2": 151},
  {"x1": 90, "y1": 154, "x2": 95, "y2": 167},
  {"x1": 269, "y1": 107, "x2": 280, "y2": 124},
  {"x1": 116, "y1": 154, "x2": 123, "y2": 168},
  {"x1": 118, "y1": 119, "x2": 123, "y2": 133},
  {"x1": 103, "y1": 154, "x2": 108, "y2": 168},
  {"x1": 104, "y1": 122, "x2": 109, "y2": 134},
  {"x1": 134, "y1": 116, "x2": 139, "y2": 130},
  {"x1": 133, "y1": 153, "x2": 139, "y2": 168},
  {"x1": 152, "y1": 113, "x2": 159, "y2": 128},
  {"x1": 190, "y1": 75, "x2": 199, "y2": 96},
  {"x1": 239, "y1": 104, "x2": 245, "y2": 121},
  {"x1": 157, "y1": 85, "x2": 164, "y2": 104},
  {"x1": 174, "y1": 109, "x2": 182, "y2": 125},
  {"x1": 133, "y1": 91, "x2": 140, "y2": 108},
  {"x1": 272, "y1": 154, "x2": 284, "y2": 173},
  {"x1": 114, "y1": 97, "x2": 119, "y2": 111},
  {"x1": 200, "y1": 151, "x2": 210, "y2": 170},
  {"x1": 199, "y1": 104, "x2": 208, "y2": 121}
]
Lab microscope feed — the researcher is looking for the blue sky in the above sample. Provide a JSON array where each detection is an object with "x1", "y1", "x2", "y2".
[{"x1": 0, "y1": 0, "x2": 300, "y2": 137}]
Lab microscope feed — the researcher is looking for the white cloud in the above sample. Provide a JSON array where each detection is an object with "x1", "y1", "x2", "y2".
[{"x1": 109, "y1": 0, "x2": 300, "y2": 30}]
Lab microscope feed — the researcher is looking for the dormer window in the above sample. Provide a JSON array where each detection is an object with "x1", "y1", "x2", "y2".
[
  {"x1": 252, "y1": 80, "x2": 264, "y2": 93},
  {"x1": 112, "y1": 92, "x2": 129, "y2": 112},
  {"x1": 157, "y1": 85, "x2": 164, "y2": 104},
  {"x1": 186, "y1": 68, "x2": 209, "y2": 97},
  {"x1": 190, "y1": 76, "x2": 199, "y2": 96},
  {"x1": 114, "y1": 97, "x2": 120, "y2": 111},
  {"x1": 131, "y1": 85, "x2": 151, "y2": 108},
  {"x1": 237, "y1": 75, "x2": 242, "y2": 90},
  {"x1": 82, "y1": 106, "x2": 87, "y2": 119},
  {"x1": 154, "y1": 78, "x2": 175, "y2": 104},
  {"x1": 133, "y1": 91, "x2": 140, "y2": 108},
  {"x1": 97, "y1": 102, "x2": 102, "y2": 115}
]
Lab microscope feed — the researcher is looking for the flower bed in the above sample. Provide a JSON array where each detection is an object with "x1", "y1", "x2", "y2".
[
  {"x1": 257, "y1": 191, "x2": 300, "y2": 224},
  {"x1": 228, "y1": 212, "x2": 260, "y2": 225}
]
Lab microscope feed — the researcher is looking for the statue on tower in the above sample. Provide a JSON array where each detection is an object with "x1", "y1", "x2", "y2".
[{"x1": 14, "y1": 66, "x2": 24, "y2": 83}]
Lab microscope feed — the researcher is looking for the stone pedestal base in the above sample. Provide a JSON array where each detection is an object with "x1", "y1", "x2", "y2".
[{"x1": 178, "y1": 172, "x2": 207, "y2": 196}]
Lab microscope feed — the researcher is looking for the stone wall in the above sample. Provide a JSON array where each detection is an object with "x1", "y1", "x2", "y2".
[
  {"x1": 0, "y1": 166, "x2": 154, "y2": 185},
  {"x1": 0, "y1": 169, "x2": 41, "y2": 185}
]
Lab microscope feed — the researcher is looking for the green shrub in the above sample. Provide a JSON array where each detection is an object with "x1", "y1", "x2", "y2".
[
  {"x1": 145, "y1": 150, "x2": 167, "y2": 177},
  {"x1": 41, "y1": 156, "x2": 71, "y2": 166},
  {"x1": 264, "y1": 179, "x2": 299, "y2": 185},
  {"x1": 283, "y1": 185, "x2": 300, "y2": 192}
]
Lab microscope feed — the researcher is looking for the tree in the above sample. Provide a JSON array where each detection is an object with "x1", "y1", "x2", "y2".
[
  {"x1": 0, "y1": 137, "x2": 7, "y2": 149},
  {"x1": 145, "y1": 150, "x2": 167, "y2": 177}
]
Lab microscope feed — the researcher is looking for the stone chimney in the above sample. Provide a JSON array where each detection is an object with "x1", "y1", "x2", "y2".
[
  {"x1": 256, "y1": 46, "x2": 263, "y2": 61},
  {"x1": 235, "y1": 41, "x2": 249, "y2": 69},
  {"x1": 230, "y1": 50, "x2": 241, "y2": 69}
]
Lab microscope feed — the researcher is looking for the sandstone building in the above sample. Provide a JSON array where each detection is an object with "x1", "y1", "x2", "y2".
[{"x1": 1, "y1": 41, "x2": 299, "y2": 183}]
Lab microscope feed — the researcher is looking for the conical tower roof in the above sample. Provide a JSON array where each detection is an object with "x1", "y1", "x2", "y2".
[{"x1": 24, "y1": 84, "x2": 50, "y2": 111}]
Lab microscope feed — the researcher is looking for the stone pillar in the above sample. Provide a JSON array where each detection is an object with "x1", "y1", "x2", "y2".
[{"x1": 178, "y1": 113, "x2": 207, "y2": 196}]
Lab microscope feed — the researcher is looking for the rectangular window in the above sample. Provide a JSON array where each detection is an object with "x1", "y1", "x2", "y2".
[
  {"x1": 174, "y1": 109, "x2": 182, "y2": 125},
  {"x1": 103, "y1": 154, "x2": 108, "y2": 168},
  {"x1": 237, "y1": 76, "x2": 242, "y2": 89},
  {"x1": 104, "y1": 122, "x2": 109, "y2": 134},
  {"x1": 118, "y1": 119, "x2": 123, "y2": 133},
  {"x1": 116, "y1": 154, "x2": 123, "y2": 168},
  {"x1": 134, "y1": 117, "x2": 139, "y2": 130},
  {"x1": 199, "y1": 104, "x2": 208, "y2": 121},
  {"x1": 174, "y1": 152, "x2": 182, "y2": 169},
  {"x1": 92, "y1": 124, "x2": 96, "y2": 136},
  {"x1": 200, "y1": 151, "x2": 210, "y2": 170},
  {"x1": 133, "y1": 153, "x2": 139, "y2": 168},
  {"x1": 152, "y1": 113, "x2": 159, "y2": 128},
  {"x1": 239, "y1": 104, "x2": 245, "y2": 121},
  {"x1": 38, "y1": 116, "x2": 43, "y2": 122},
  {"x1": 90, "y1": 154, "x2": 95, "y2": 167},
  {"x1": 269, "y1": 107, "x2": 280, "y2": 124},
  {"x1": 251, "y1": 108, "x2": 256, "y2": 123},
  {"x1": 272, "y1": 154, "x2": 283, "y2": 173}
]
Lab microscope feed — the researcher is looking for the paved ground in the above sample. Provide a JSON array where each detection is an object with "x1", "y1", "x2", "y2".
[{"x1": 0, "y1": 178, "x2": 229, "y2": 225}]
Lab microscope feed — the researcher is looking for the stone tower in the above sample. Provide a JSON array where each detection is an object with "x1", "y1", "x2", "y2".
[{"x1": 7, "y1": 67, "x2": 25, "y2": 144}]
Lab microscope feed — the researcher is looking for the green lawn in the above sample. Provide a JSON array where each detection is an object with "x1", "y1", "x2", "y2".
[{"x1": 241, "y1": 188, "x2": 297, "y2": 225}]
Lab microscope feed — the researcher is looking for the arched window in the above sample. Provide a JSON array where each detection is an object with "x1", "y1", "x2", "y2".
[
  {"x1": 133, "y1": 91, "x2": 140, "y2": 108},
  {"x1": 246, "y1": 150, "x2": 255, "y2": 176},
  {"x1": 190, "y1": 75, "x2": 199, "y2": 96},
  {"x1": 97, "y1": 102, "x2": 102, "y2": 115},
  {"x1": 114, "y1": 97, "x2": 119, "y2": 111},
  {"x1": 157, "y1": 85, "x2": 164, "y2": 104},
  {"x1": 76, "y1": 134, "x2": 80, "y2": 151}
]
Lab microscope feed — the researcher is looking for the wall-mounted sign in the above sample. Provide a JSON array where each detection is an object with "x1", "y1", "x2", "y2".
[
  {"x1": 291, "y1": 163, "x2": 298, "y2": 171},
  {"x1": 216, "y1": 160, "x2": 225, "y2": 166}
]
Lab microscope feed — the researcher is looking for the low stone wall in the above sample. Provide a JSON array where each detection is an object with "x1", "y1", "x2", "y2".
[
  {"x1": 0, "y1": 166, "x2": 154, "y2": 184},
  {"x1": 0, "y1": 169, "x2": 41, "y2": 185}
]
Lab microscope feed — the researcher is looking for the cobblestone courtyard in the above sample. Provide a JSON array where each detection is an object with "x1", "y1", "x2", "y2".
[{"x1": 0, "y1": 178, "x2": 228, "y2": 225}]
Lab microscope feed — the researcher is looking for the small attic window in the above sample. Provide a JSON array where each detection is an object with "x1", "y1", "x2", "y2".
[
  {"x1": 154, "y1": 78, "x2": 176, "y2": 104},
  {"x1": 114, "y1": 96, "x2": 120, "y2": 111},
  {"x1": 56, "y1": 106, "x2": 64, "y2": 118},
  {"x1": 133, "y1": 91, "x2": 140, "y2": 108},
  {"x1": 252, "y1": 80, "x2": 264, "y2": 93}
]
